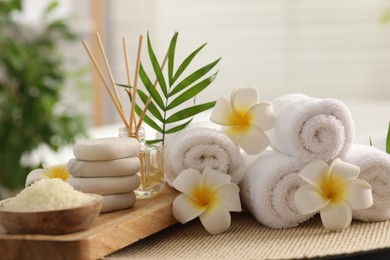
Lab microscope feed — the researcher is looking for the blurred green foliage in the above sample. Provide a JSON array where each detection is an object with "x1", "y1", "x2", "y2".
[{"x1": 0, "y1": 0, "x2": 87, "y2": 189}]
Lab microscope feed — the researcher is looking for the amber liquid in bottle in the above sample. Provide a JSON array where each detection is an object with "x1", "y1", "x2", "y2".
[{"x1": 119, "y1": 127, "x2": 164, "y2": 198}]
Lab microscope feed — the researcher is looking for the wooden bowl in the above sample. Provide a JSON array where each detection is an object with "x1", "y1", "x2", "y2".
[{"x1": 0, "y1": 194, "x2": 103, "y2": 235}]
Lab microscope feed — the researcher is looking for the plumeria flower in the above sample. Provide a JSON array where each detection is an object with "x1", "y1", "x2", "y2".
[
  {"x1": 25, "y1": 164, "x2": 71, "y2": 186},
  {"x1": 172, "y1": 166, "x2": 241, "y2": 235},
  {"x1": 294, "y1": 158, "x2": 373, "y2": 231},
  {"x1": 43, "y1": 164, "x2": 71, "y2": 181},
  {"x1": 210, "y1": 87, "x2": 274, "y2": 155}
]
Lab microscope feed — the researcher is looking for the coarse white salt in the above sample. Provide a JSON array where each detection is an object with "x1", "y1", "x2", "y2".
[{"x1": 1, "y1": 178, "x2": 95, "y2": 212}]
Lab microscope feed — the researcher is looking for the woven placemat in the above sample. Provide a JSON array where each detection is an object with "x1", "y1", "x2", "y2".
[{"x1": 105, "y1": 212, "x2": 390, "y2": 259}]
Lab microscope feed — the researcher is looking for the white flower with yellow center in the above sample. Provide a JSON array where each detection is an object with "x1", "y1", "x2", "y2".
[
  {"x1": 210, "y1": 87, "x2": 274, "y2": 155},
  {"x1": 26, "y1": 164, "x2": 71, "y2": 186},
  {"x1": 172, "y1": 166, "x2": 241, "y2": 235},
  {"x1": 294, "y1": 158, "x2": 373, "y2": 231},
  {"x1": 42, "y1": 164, "x2": 71, "y2": 181}
]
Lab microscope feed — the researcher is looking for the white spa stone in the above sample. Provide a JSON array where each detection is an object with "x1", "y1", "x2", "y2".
[
  {"x1": 68, "y1": 174, "x2": 140, "y2": 195},
  {"x1": 100, "y1": 192, "x2": 136, "y2": 213},
  {"x1": 67, "y1": 157, "x2": 141, "y2": 178},
  {"x1": 25, "y1": 168, "x2": 46, "y2": 187},
  {"x1": 73, "y1": 137, "x2": 140, "y2": 161}
]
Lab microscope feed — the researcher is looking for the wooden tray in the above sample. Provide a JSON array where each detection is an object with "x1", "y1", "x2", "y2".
[{"x1": 0, "y1": 186, "x2": 179, "y2": 260}]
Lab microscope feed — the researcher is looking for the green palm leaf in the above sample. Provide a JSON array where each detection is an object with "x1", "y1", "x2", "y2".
[
  {"x1": 119, "y1": 84, "x2": 164, "y2": 123},
  {"x1": 134, "y1": 104, "x2": 163, "y2": 133},
  {"x1": 139, "y1": 33, "x2": 220, "y2": 144},
  {"x1": 147, "y1": 32, "x2": 168, "y2": 98},
  {"x1": 169, "y1": 58, "x2": 221, "y2": 97},
  {"x1": 165, "y1": 101, "x2": 216, "y2": 123},
  {"x1": 146, "y1": 139, "x2": 163, "y2": 145},
  {"x1": 167, "y1": 71, "x2": 218, "y2": 110},
  {"x1": 139, "y1": 63, "x2": 165, "y2": 110},
  {"x1": 137, "y1": 88, "x2": 164, "y2": 122},
  {"x1": 172, "y1": 43, "x2": 207, "y2": 84},
  {"x1": 168, "y1": 32, "x2": 178, "y2": 86},
  {"x1": 165, "y1": 118, "x2": 193, "y2": 134}
]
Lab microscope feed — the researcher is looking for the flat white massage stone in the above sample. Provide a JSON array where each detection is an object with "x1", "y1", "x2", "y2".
[
  {"x1": 100, "y1": 192, "x2": 136, "y2": 213},
  {"x1": 73, "y1": 137, "x2": 140, "y2": 161},
  {"x1": 68, "y1": 174, "x2": 140, "y2": 195},
  {"x1": 67, "y1": 157, "x2": 141, "y2": 177}
]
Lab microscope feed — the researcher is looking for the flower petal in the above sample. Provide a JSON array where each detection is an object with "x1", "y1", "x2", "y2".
[
  {"x1": 202, "y1": 166, "x2": 231, "y2": 190},
  {"x1": 320, "y1": 201, "x2": 352, "y2": 231},
  {"x1": 342, "y1": 179, "x2": 373, "y2": 210},
  {"x1": 172, "y1": 194, "x2": 206, "y2": 224},
  {"x1": 172, "y1": 168, "x2": 202, "y2": 195},
  {"x1": 239, "y1": 125, "x2": 269, "y2": 155},
  {"x1": 231, "y1": 88, "x2": 258, "y2": 116},
  {"x1": 247, "y1": 103, "x2": 275, "y2": 131},
  {"x1": 214, "y1": 183, "x2": 241, "y2": 212},
  {"x1": 299, "y1": 160, "x2": 329, "y2": 189},
  {"x1": 199, "y1": 204, "x2": 231, "y2": 235},
  {"x1": 210, "y1": 98, "x2": 237, "y2": 126},
  {"x1": 294, "y1": 184, "x2": 330, "y2": 214},
  {"x1": 329, "y1": 158, "x2": 360, "y2": 182},
  {"x1": 222, "y1": 126, "x2": 242, "y2": 145}
]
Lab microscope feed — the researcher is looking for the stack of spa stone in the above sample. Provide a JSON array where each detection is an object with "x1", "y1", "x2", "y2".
[{"x1": 67, "y1": 137, "x2": 141, "y2": 213}]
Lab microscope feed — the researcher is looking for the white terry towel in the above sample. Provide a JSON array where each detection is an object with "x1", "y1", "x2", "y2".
[
  {"x1": 267, "y1": 94, "x2": 355, "y2": 163},
  {"x1": 240, "y1": 150, "x2": 314, "y2": 229},
  {"x1": 342, "y1": 144, "x2": 390, "y2": 222},
  {"x1": 163, "y1": 125, "x2": 246, "y2": 185}
]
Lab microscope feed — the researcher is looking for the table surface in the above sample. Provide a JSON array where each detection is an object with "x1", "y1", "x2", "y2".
[{"x1": 104, "y1": 211, "x2": 390, "y2": 260}]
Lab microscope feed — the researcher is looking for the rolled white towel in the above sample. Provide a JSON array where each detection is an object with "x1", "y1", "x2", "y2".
[
  {"x1": 67, "y1": 157, "x2": 141, "y2": 177},
  {"x1": 267, "y1": 94, "x2": 355, "y2": 163},
  {"x1": 163, "y1": 125, "x2": 246, "y2": 185},
  {"x1": 240, "y1": 150, "x2": 314, "y2": 229},
  {"x1": 341, "y1": 144, "x2": 390, "y2": 222}
]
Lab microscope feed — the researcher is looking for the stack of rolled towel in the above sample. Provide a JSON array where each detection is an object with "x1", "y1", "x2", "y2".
[
  {"x1": 67, "y1": 137, "x2": 141, "y2": 213},
  {"x1": 240, "y1": 93, "x2": 390, "y2": 228}
]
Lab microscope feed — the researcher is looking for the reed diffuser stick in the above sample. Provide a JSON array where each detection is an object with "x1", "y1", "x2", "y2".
[
  {"x1": 122, "y1": 36, "x2": 132, "y2": 88},
  {"x1": 122, "y1": 36, "x2": 137, "y2": 127},
  {"x1": 95, "y1": 33, "x2": 123, "y2": 112},
  {"x1": 130, "y1": 35, "x2": 143, "y2": 133},
  {"x1": 137, "y1": 51, "x2": 168, "y2": 130},
  {"x1": 82, "y1": 40, "x2": 130, "y2": 127}
]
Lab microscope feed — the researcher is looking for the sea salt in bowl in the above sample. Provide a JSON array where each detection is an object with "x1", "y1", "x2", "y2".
[
  {"x1": 0, "y1": 193, "x2": 102, "y2": 235},
  {"x1": 0, "y1": 178, "x2": 103, "y2": 235}
]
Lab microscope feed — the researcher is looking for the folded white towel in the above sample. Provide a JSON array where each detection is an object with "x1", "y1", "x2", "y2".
[
  {"x1": 163, "y1": 125, "x2": 246, "y2": 185},
  {"x1": 341, "y1": 144, "x2": 390, "y2": 222},
  {"x1": 240, "y1": 150, "x2": 314, "y2": 229},
  {"x1": 266, "y1": 94, "x2": 355, "y2": 163}
]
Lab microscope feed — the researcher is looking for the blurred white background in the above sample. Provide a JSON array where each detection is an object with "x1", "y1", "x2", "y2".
[{"x1": 18, "y1": 0, "x2": 390, "y2": 157}]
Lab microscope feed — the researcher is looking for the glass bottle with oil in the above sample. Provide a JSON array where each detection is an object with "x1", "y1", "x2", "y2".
[{"x1": 119, "y1": 126, "x2": 164, "y2": 198}]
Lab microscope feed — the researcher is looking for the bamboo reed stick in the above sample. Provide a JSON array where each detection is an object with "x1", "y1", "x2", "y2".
[
  {"x1": 95, "y1": 33, "x2": 123, "y2": 113},
  {"x1": 131, "y1": 35, "x2": 143, "y2": 133},
  {"x1": 122, "y1": 36, "x2": 137, "y2": 128},
  {"x1": 122, "y1": 36, "x2": 132, "y2": 88},
  {"x1": 82, "y1": 40, "x2": 130, "y2": 127}
]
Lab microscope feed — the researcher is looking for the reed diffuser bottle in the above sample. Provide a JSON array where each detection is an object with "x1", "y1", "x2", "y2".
[{"x1": 119, "y1": 127, "x2": 164, "y2": 198}]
